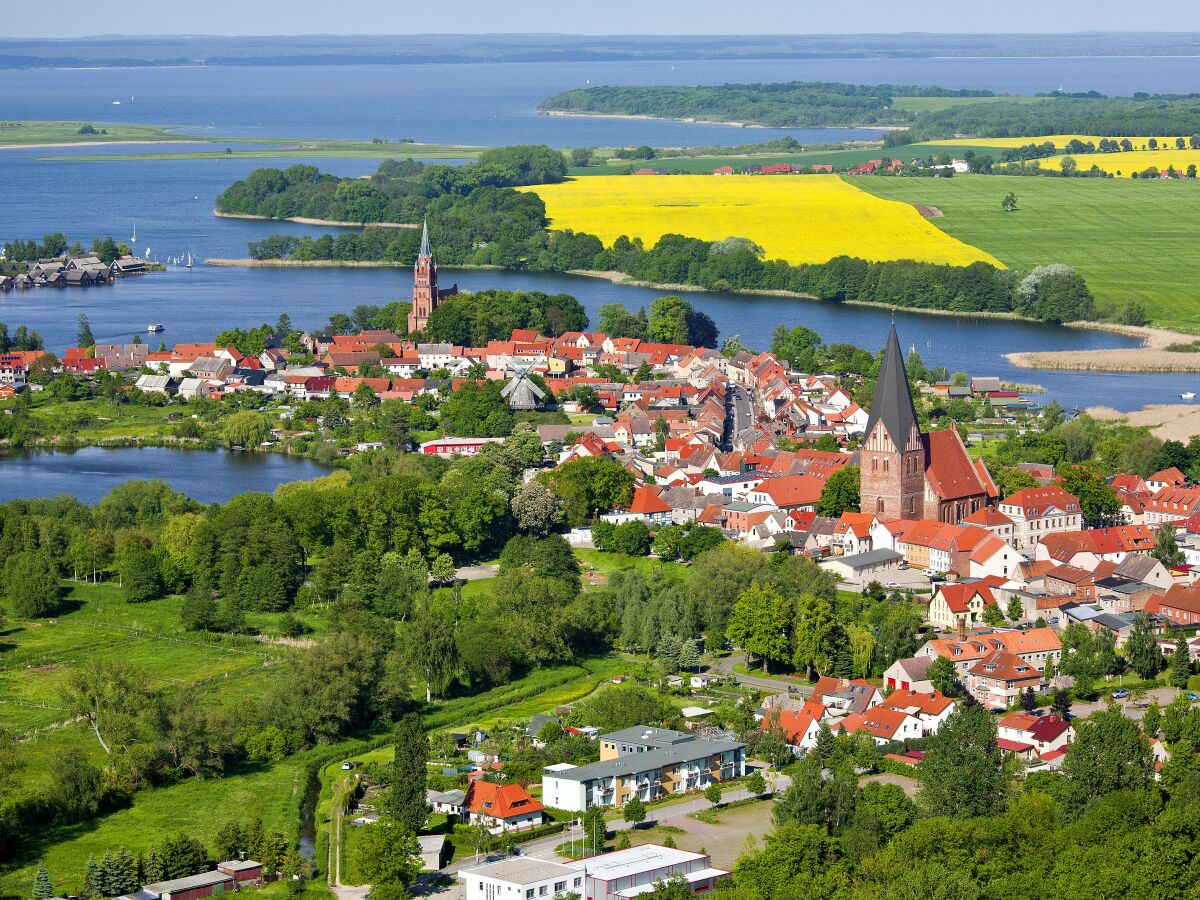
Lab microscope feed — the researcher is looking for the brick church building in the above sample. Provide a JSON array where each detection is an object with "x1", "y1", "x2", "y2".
[
  {"x1": 860, "y1": 324, "x2": 996, "y2": 524},
  {"x1": 406, "y1": 221, "x2": 458, "y2": 335}
]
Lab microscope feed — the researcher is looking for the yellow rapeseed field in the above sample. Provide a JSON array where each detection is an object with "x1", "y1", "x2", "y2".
[
  {"x1": 923, "y1": 134, "x2": 1186, "y2": 150},
  {"x1": 520, "y1": 174, "x2": 1001, "y2": 267},
  {"x1": 1036, "y1": 149, "x2": 1200, "y2": 176}
]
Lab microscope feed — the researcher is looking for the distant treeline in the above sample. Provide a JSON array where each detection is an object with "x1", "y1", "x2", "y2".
[
  {"x1": 539, "y1": 80, "x2": 1200, "y2": 144},
  {"x1": 233, "y1": 154, "x2": 1106, "y2": 326},
  {"x1": 885, "y1": 95, "x2": 1200, "y2": 146},
  {"x1": 540, "y1": 82, "x2": 994, "y2": 128}
]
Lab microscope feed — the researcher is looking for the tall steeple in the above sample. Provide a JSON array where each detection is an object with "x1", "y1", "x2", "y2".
[
  {"x1": 418, "y1": 219, "x2": 431, "y2": 259},
  {"x1": 863, "y1": 322, "x2": 919, "y2": 452},
  {"x1": 860, "y1": 322, "x2": 926, "y2": 522}
]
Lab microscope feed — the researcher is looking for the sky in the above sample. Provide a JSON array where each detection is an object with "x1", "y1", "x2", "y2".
[{"x1": 8, "y1": 0, "x2": 1200, "y2": 39}]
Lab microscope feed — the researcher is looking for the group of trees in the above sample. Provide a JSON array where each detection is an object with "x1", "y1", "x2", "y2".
[
  {"x1": 714, "y1": 694, "x2": 1200, "y2": 900},
  {"x1": 539, "y1": 81, "x2": 995, "y2": 129},
  {"x1": 227, "y1": 145, "x2": 1106, "y2": 326},
  {"x1": 0, "y1": 322, "x2": 45, "y2": 352},
  {"x1": 2, "y1": 232, "x2": 131, "y2": 267}
]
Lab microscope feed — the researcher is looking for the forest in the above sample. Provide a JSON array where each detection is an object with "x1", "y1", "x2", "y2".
[{"x1": 538, "y1": 82, "x2": 994, "y2": 128}]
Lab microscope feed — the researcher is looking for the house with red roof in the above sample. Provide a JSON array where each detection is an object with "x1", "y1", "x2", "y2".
[
  {"x1": 625, "y1": 485, "x2": 673, "y2": 525},
  {"x1": 837, "y1": 706, "x2": 922, "y2": 744},
  {"x1": 1145, "y1": 486, "x2": 1200, "y2": 525},
  {"x1": 833, "y1": 512, "x2": 877, "y2": 555},
  {"x1": 761, "y1": 701, "x2": 825, "y2": 754},
  {"x1": 962, "y1": 506, "x2": 1016, "y2": 545},
  {"x1": 745, "y1": 474, "x2": 826, "y2": 517},
  {"x1": 997, "y1": 712, "x2": 1073, "y2": 755},
  {"x1": 1146, "y1": 584, "x2": 1200, "y2": 627},
  {"x1": 967, "y1": 650, "x2": 1043, "y2": 710},
  {"x1": 880, "y1": 690, "x2": 956, "y2": 735},
  {"x1": 927, "y1": 579, "x2": 1002, "y2": 631},
  {"x1": 998, "y1": 486, "x2": 1082, "y2": 551},
  {"x1": 811, "y1": 677, "x2": 883, "y2": 718},
  {"x1": 1147, "y1": 467, "x2": 1188, "y2": 493},
  {"x1": 919, "y1": 627, "x2": 1061, "y2": 678},
  {"x1": 462, "y1": 781, "x2": 545, "y2": 833}
]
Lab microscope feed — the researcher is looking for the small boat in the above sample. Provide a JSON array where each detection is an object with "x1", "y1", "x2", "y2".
[
  {"x1": 1183, "y1": 392, "x2": 1196, "y2": 400},
  {"x1": 147, "y1": 323, "x2": 165, "y2": 333},
  {"x1": 112, "y1": 100, "x2": 121, "y2": 105},
  {"x1": 186, "y1": 251, "x2": 193, "y2": 270}
]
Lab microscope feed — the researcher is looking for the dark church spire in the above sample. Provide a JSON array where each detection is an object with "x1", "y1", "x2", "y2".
[{"x1": 863, "y1": 323, "x2": 919, "y2": 450}]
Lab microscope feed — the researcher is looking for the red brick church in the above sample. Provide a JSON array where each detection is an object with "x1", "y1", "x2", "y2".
[
  {"x1": 860, "y1": 323, "x2": 996, "y2": 523},
  {"x1": 406, "y1": 221, "x2": 458, "y2": 335}
]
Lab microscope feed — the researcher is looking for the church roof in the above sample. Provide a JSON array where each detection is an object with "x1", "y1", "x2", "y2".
[
  {"x1": 864, "y1": 323, "x2": 919, "y2": 449},
  {"x1": 924, "y1": 430, "x2": 987, "y2": 501}
]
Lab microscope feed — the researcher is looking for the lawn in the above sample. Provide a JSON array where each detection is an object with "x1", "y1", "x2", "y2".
[
  {"x1": 519, "y1": 174, "x2": 1001, "y2": 267},
  {"x1": 854, "y1": 173, "x2": 1200, "y2": 332},
  {"x1": 574, "y1": 549, "x2": 688, "y2": 585},
  {"x1": 0, "y1": 753, "x2": 309, "y2": 899}
]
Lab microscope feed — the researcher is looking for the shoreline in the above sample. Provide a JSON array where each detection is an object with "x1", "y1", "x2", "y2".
[
  {"x1": 1088, "y1": 403, "x2": 1200, "y2": 440},
  {"x1": 199, "y1": 258, "x2": 1198, "y2": 356},
  {"x1": 1006, "y1": 324, "x2": 1200, "y2": 372},
  {"x1": 213, "y1": 210, "x2": 418, "y2": 229},
  {"x1": 539, "y1": 109, "x2": 906, "y2": 133}
]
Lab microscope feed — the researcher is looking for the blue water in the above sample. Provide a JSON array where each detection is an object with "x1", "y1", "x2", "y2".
[
  {"x1": 1, "y1": 55, "x2": 1198, "y2": 422},
  {"x1": 0, "y1": 446, "x2": 333, "y2": 505}
]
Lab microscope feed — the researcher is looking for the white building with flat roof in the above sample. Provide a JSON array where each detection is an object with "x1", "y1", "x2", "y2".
[
  {"x1": 461, "y1": 857, "x2": 584, "y2": 900},
  {"x1": 460, "y1": 846, "x2": 729, "y2": 900}
]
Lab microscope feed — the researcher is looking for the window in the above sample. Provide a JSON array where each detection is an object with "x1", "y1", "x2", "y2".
[
  {"x1": 555, "y1": 883, "x2": 566, "y2": 893},
  {"x1": 539, "y1": 888, "x2": 548, "y2": 896},
  {"x1": 527, "y1": 891, "x2": 535, "y2": 898},
  {"x1": 574, "y1": 879, "x2": 583, "y2": 889}
]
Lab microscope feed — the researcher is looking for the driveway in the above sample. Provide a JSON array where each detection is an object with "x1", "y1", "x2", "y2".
[{"x1": 454, "y1": 564, "x2": 498, "y2": 581}]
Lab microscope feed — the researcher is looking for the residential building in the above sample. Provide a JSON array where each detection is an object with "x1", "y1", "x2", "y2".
[
  {"x1": 542, "y1": 728, "x2": 745, "y2": 812},
  {"x1": 462, "y1": 781, "x2": 544, "y2": 833},
  {"x1": 837, "y1": 706, "x2": 923, "y2": 744},
  {"x1": 882, "y1": 656, "x2": 934, "y2": 693},
  {"x1": 918, "y1": 627, "x2": 1062, "y2": 677},
  {"x1": 761, "y1": 702, "x2": 825, "y2": 754},
  {"x1": 880, "y1": 690, "x2": 956, "y2": 734},
  {"x1": 820, "y1": 548, "x2": 904, "y2": 587},
  {"x1": 810, "y1": 677, "x2": 883, "y2": 717},
  {"x1": 999, "y1": 486, "x2": 1082, "y2": 551},
  {"x1": 997, "y1": 712, "x2": 1073, "y2": 755},
  {"x1": 1146, "y1": 584, "x2": 1200, "y2": 627},
  {"x1": 420, "y1": 436, "x2": 506, "y2": 458},
  {"x1": 967, "y1": 650, "x2": 1044, "y2": 710},
  {"x1": 927, "y1": 580, "x2": 1001, "y2": 631}
]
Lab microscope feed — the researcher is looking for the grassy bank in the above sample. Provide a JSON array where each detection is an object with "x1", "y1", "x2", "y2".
[
  {"x1": 854, "y1": 173, "x2": 1200, "y2": 332},
  {"x1": 0, "y1": 120, "x2": 204, "y2": 147}
]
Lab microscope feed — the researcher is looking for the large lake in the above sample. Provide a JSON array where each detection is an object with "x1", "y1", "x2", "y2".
[
  {"x1": 0, "y1": 446, "x2": 333, "y2": 505},
  {"x1": 2, "y1": 53, "x2": 1198, "y2": 451}
]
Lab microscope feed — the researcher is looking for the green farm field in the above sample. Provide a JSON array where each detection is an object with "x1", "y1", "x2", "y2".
[
  {"x1": 855, "y1": 174, "x2": 1200, "y2": 332},
  {"x1": 0, "y1": 120, "x2": 204, "y2": 146}
]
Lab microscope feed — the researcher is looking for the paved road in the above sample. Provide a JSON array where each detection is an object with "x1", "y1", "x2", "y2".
[
  {"x1": 726, "y1": 385, "x2": 753, "y2": 450},
  {"x1": 329, "y1": 775, "x2": 369, "y2": 900},
  {"x1": 712, "y1": 654, "x2": 814, "y2": 696},
  {"x1": 1070, "y1": 684, "x2": 1185, "y2": 720}
]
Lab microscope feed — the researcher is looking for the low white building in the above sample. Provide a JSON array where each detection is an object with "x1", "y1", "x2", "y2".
[{"x1": 461, "y1": 857, "x2": 583, "y2": 900}]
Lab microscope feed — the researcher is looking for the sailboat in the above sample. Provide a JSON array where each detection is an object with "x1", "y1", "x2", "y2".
[
  {"x1": 131, "y1": 223, "x2": 137, "y2": 243},
  {"x1": 186, "y1": 252, "x2": 193, "y2": 270}
]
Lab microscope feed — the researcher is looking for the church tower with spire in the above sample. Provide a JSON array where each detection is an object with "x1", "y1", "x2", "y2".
[
  {"x1": 407, "y1": 221, "x2": 456, "y2": 335},
  {"x1": 860, "y1": 322, "x2": 926, "y2": 521}
]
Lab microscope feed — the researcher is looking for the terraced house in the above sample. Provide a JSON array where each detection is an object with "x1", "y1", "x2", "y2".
[{"x1": 540, "y1": 726, "x2": 745, "y2": 812}]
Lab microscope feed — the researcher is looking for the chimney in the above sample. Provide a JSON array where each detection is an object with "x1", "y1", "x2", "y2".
[{"x1": 957, "y1": 618, "x2": 967, "y2": 642}]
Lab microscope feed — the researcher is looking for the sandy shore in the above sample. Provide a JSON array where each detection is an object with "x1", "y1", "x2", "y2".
[
  {"x1": 213, "y1": 210, "x2": 417, "y2": 229},
  {"x1": 1088, "y1": 403, "x2": 1200, "y2": 440},
  {"x1": 1007, "y1": 325, "x2": 1200, "y2": 372}
]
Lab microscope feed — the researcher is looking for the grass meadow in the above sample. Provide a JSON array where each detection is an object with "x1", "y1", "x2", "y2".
[
  {"x1": 855, "y1": 173, "x2": 1200, "y2": 332},
  {"x1": 522, "y1": 174, "x2": 1000, "y2": 267}
]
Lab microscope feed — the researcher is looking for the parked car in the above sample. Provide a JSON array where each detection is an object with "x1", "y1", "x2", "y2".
[
  {"x1": 1186, "y1": 692, "x2": 1200, "y2": 702},
  {"x1": 1112, "y1": 689, "x2": 1129, "y2": 700}
]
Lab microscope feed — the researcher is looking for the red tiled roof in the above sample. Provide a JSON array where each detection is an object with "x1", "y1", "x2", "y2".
[
  {"x1": 464, "y1": 781, "x2": 544, "y2": 819},
  {"x1": 629, "y1": 485, "x2": 671, "y2": 515},
  {"x1": 1001, "y1": 485, "x2": 1080, "y2": 516},
  {"x1": 925, "y1": 429, "x2": 987, "y2": 501},
  {"x1": 882, "y1": 690, "x2": 953, "y2": 716},
  {"x1": 838, "y1": 706, "x2": 913, "y2": 741},
  {"x1": 934, "y1": 582, "x2": 994, "y2": 614}
]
